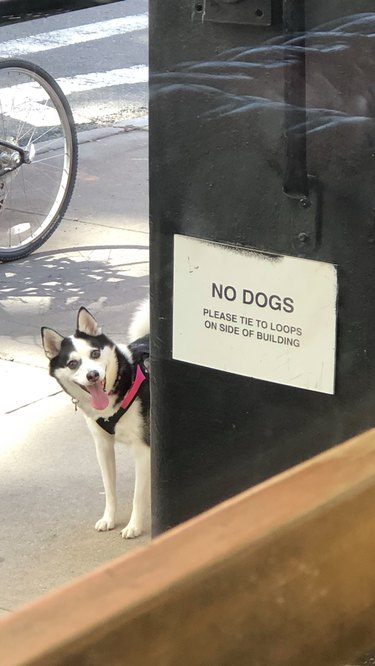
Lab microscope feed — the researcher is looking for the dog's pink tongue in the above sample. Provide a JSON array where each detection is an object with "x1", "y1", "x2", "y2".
[{"x1": 87, "y1": 383, "x2": 109, "y2": 410}]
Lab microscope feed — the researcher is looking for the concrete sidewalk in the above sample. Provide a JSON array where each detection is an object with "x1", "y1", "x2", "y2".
[{"x1": 0, "y1": 119, "x2": 150, "y2": 614}]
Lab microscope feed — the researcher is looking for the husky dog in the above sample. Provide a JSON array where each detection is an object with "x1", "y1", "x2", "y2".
[{"x1": 41, "y1": 302, "x2": 150, "y2": 539}]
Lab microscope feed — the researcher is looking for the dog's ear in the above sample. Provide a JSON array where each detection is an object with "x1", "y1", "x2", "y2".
[
  {"x1": 77, "y1": 307, "x2": 102, "y2": 336},
  {"x1": 41, "y1": 327, "x2": 64, "y2": 359}
]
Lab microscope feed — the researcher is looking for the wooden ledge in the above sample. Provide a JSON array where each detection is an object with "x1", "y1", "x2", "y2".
[{"x1": 1, "y1": 428, "x2": 375, "y2": 665}]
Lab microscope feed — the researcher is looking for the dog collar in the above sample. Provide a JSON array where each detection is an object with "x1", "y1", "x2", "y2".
[{"x1": 96, "y1": 361, "x2": 149, "y2": 435}]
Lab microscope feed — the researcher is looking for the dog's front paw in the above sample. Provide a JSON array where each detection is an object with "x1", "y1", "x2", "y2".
[
  {"x1": 121, "y1": 523, "x2": 142, "y2": 539},
  {"x1": 95, "y1": 516, "x2": 115, "y2": 532}
]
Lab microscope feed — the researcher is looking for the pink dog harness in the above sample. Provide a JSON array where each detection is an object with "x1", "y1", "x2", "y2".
[
  {"x1": 120, "y1": 363, "x2": 148, "y2": 410},
  {"x1": 96, "y1": 361, "x2": 149, "y2": 435}
]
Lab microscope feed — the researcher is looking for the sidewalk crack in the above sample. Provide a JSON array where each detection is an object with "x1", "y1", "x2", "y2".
[{"x1": 5, "y1": 390, "x2": 63, "y2": 415}]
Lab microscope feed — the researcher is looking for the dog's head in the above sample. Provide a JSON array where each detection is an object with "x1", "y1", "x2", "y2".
[{"x1": 41, "y1": 307, "x2": 118, "y2": 411}]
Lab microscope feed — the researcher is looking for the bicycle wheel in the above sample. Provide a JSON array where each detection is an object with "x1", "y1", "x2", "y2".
[{"x1": 0, "y1": 58, "x2": 78, "y2": 262}]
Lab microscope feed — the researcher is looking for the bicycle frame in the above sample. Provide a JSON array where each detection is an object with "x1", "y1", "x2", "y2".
[{"x1": 0, "y1": 137, "x2": 31, "y2": 177}]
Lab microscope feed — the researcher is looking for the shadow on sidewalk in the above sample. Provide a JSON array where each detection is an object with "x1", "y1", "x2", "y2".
[{"x1": 0, "y1": 243, "x2": 149, "y2": 313}]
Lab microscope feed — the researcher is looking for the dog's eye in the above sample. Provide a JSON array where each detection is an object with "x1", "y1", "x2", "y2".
[
  {"x1": 68, "y1": 359, "x2": 79, "y2": 370},
  {"x1": 90, "y1": 349, "x2": 100, "y2": 359}
]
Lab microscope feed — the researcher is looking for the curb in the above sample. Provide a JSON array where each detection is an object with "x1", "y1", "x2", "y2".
[
  {"x1": 77, "y1": 115, "x2": 148, "y2": 146},
  {"x1": 115, "y1": 116, "x2": 149, "y2": 131}
]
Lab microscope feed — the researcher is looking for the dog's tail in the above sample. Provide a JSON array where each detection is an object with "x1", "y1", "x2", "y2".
[{"x1": 128, "y1": 299, "x2": 149, "y2": 341}]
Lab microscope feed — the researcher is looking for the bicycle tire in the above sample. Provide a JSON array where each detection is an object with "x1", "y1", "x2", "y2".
[{"x1": 0, "y1": 58, "x2": 78, "y2": 262}]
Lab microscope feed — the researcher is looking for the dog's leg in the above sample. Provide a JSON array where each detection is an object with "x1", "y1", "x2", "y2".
[
  {"x1": 121, "y1": 441, "x2": 150, "y2": 539},
  {"x1": 86, "y1": 420, "x2": 117, "y2": 531}
]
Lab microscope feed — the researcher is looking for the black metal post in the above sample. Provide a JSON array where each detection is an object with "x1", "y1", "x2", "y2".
[{"x1": 283, "y1": 0, "x2": 309, "y2": 200}]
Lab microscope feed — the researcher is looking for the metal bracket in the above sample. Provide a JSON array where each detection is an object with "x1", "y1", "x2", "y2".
[
  {"x1": 193, "y1": 0, "x2": 280, "y2": 26},
  {"x1": 281, "y1": 176, "x2": 321, "y2": 257}
]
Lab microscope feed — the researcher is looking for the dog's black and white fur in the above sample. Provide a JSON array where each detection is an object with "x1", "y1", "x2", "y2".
[{"x1": 41, "y1": 302, "x2": 150, "y2": 539}]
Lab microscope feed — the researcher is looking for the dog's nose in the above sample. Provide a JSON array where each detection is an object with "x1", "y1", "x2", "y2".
[{"x1": 86, "y1": 370, "x2": 99, "y2": 382}]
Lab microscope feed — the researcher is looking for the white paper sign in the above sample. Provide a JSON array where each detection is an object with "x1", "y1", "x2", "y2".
[{"x1": 173, "y1": 235, "x2": 338, "y2": 394}]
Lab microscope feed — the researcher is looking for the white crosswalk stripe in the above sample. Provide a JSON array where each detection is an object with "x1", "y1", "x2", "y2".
[
  {"x1": 0, "y1": 14, "x2": 148, "y2": 57},
  {"x1": 0, "y1": 12, "x2": 149, "y2": 126},
  {"x1": 0, "y1": 65, "x2": 148, "y2": 125},
  {"x1": 57, "y1": 65, "x2": 148, "y2": 95}
]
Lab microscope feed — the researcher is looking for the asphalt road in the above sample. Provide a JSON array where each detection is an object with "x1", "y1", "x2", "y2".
[{"x1": 0, "y1": 0, "x2": 148, "y2": 129}]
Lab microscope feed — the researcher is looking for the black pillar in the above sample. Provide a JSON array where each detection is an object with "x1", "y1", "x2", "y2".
[{"x1": 150, "y1": 0, "x2": 375, "y2": 534}]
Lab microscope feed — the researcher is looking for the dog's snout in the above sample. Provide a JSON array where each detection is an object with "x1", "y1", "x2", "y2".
[{"x1": 87, "y1": 370, "x2": 99, "y2": 382}]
